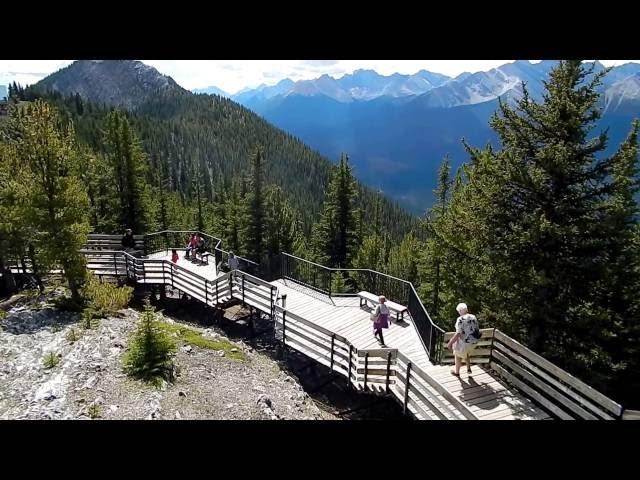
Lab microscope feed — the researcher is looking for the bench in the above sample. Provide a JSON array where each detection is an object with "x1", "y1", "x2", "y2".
[
  {"x1": 194, "y1": 251, "x2": 210, "y2": 265},
  {"x1": 358, "y1": 291, "x2": 408, "y2": 322}
]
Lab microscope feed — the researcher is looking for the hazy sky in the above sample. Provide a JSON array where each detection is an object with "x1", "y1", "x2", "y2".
[{"x1": 0, "y1": 60, "x2": 638, "y2": 95}]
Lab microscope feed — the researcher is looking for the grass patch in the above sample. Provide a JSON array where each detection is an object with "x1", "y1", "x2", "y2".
[
  {"x1": 43, "y1": 352, "x2": 61, "y2": 369},
  {"x1": 83, "y1": 272, "x2": 132, "y2": 318},
  {"x1": 65, "y1": 327, "x2": 81, "y2": 344},
  {"x1": 87, "y1": 403, "x2": 102, "y2": 419},
  {"x1": 0, "y1": 309, "x2": 7, "y2": 320},
  {"x1": 160, "y1": 321, "x2": 245, "y2": 361}
]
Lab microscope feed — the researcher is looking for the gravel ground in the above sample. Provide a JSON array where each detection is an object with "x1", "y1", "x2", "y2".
[{"x1": 0, "y1": 292, "x2": 337, "y2": 420}]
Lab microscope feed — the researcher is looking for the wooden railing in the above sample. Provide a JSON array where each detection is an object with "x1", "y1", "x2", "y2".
[
  {"x1": 442, "y1": 328, "x2": 625, "y2": 420},
  {"x1": 272, "y1": 304, "x2": 477, "y2": 420}
]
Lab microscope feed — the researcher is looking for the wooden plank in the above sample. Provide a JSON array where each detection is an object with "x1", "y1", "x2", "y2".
[
  {"x1": 492, "y1": 341, "x2": 614, "y2": 420},
  {"x1": 493, "y1": 329, "x2": 622, "y2": 417},
  {"x1": 622, "y1": 410, "x2": 640, "y2": 420},
  {"x1": 396, "y1": 355, "x2": 478, "y2": 420},
  {"x1": 491, "y1": 349, "x2": 599, "y2": 420},
  {"x1": 490, "y1": 362, "x2": 574, "y2": 420}
]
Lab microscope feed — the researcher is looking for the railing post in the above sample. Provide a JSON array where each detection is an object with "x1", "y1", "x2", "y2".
[
  {"x1": 270, "y1": 287, "x2": 275, "y2": 320},
  {"x1": 205, "y1": 279, "x2": 208, "y2": 306},
  {"x1": 347, "y1": 345, "x2": 353, "y2": 389},
  {"x1": 328, "y1": 270, "x2": 332, "y2": 297},
  {"x1": 124, "y1": 254, "x2": 129, "y2": 279},
  {"x1": 386, "y1": 351, "x2": 392, "y2": 394},
  {"x1": 330, "y1": 334, "x2": 335, "y2": 372},
  {"x1": 281, "y1": 310, "x2": 287, "y2": 359},
  {"x1": 241, "y1": 274, "x2": 245, "y2": 306},
  {"x1": 170, "y1": 263, "x2": 174, "y2": 288},
  {"x1": 113, "y1": 253, "x2": 118, "y2": 276},
  {"x1": 364, "y1": 352, "x2": 369, "y2": 391},
  {"x1": 403, "y1": 362, "x2": 412, "y2": 414}
]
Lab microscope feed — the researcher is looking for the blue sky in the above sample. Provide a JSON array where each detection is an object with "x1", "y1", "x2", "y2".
[{"x1": 0, "y1": 60, "x2": 637, "y2": 95}]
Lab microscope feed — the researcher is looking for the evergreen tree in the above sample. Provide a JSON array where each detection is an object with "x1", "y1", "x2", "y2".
[
  {"x1": 431, "y1": 61, "x2": 640, "y2": 399},
  {"x1": 104, "y1": 111, "x2": 147, "y2": 233},
  {"x1": 242, "y1": 147, "x2": 266, "y2": 261},
  {"x1": 311, "y1": 154, "x2": 361, "y2": 266},
  {"x1": 2, "y1": 101, "x2": 90, "y2": 301}
]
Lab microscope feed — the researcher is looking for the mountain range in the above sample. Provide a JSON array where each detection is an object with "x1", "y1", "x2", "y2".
[
  {"x1": 191, "y1": 60, "x2": 640, "y2": 212},
  {"x1": 29, "y1": 60, "x2": 640, "y2": 214},
  {"x1": 27, "y1": 60, "x2": 415, "y2": 237}
]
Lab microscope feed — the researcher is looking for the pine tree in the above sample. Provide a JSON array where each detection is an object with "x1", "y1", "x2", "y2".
[
  {"x1": 432, "y1": 61, "x2": 640, "y2": 395},
  {"x1": 311, "y1": 154, "x2": 361, "y2": 266},
  {"x1": 2, "y1": 101, "x2": 90, "y2": 301},
  {"x1": 242, "y1": 147, "x2": 266, "y2": 261},
  {"x1": 104, "y1": 111, "x2": 147, "y2": 233}
]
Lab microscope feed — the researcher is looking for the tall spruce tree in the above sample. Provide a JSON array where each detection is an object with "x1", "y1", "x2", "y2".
[
  {"x1": 311, "y1": 154, "x2": 361, "y2": 266},
  {"x1": 242, "y1": 147, "x2": 266, "y2": 261},
  {"x1": 104, "y1": 111, "x2": 147, "y2": 233},
  {"x1": 432, "y1": 61, "x2": 640, "y2": 398}
]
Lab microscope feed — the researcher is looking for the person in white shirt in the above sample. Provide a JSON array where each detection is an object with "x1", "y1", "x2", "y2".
[{"x1": 446, "y1": 302, "x2": 480, "y2": 376}]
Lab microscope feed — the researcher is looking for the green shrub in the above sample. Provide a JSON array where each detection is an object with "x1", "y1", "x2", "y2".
[
  {"x1": 83, "y1": 273, "x2": 133, "y2": 317},
  {"x1": 82, "y1": 308, "x2": 100, "y2": 329},
  {"x1": 87, "y1": 403, "x2": 102, "y2": 419},
  {"x1": 43, "y1": 352, "x2": 61, "y2": 369},
  {"x1": 123, "y1": 305, "x2": 176, "y2": 387},
  {"x1": 65, "y1": 327, "x2": 81, "y2": 343}
]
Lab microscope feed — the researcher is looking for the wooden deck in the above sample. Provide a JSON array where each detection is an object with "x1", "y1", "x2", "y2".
[
  {"x1": 271, "y1": 279, "x2": 431, "y2": 370},
  {"x1": 424, "y1": 365, "x2": 553, "y2": 420},
  {"x1": 147, "y1": 250, "x2": 218, "y2": 279}
]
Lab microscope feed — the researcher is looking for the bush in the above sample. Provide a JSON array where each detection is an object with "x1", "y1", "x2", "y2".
[
  {"x1": 123, "y1": 304, "x2": 176, "y2": 386},
  {"x1": 87, "y1": 403, "x2": 102, "y2": 419},
  {"x1": 43, "y1": 352, "x2": 61, "y2": 369},
  {"x1": 83, "y1": 273, "x2": 133, "y2": 317},
  {"x1": 52, "y1": 295, "x2": 84, "y2": 312},
  {"x1": 82, "y1": 308, "x2": 99, "y2": 329},
  {"x1": 65, "y1": 327, "x2": 81, "y2": 343}
]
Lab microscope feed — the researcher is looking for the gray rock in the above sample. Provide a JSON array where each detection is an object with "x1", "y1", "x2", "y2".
[
  {"x1": 178, "y1": 391, "x2": 187, "y2": 397},
  {"x1": 175, "y1": 411, "x2": 182, "y2": 420},
  {"x1": 230, "y1": 348, "x2": 239, "y2": 353},
  {"x1": 181, "y1": 345, "x2": 193, "y2": 354},
  {"x1": 256, "y1": 394, "x2": 272, "y2": 408}
]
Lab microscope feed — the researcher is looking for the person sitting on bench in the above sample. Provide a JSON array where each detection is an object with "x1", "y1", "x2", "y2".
[{"x1": 185, "y1": 233, "x2": 198, "y2": 260}]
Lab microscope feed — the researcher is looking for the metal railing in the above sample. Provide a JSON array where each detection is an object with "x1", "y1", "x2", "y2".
[
  {"x1": 140, "y1": 230, "x2": 259, "y2": 275},
  {"x1": 281, "y1": 252, "x2": 445, "y2": 363}
]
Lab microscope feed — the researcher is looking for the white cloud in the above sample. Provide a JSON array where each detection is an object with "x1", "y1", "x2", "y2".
[{"x1": 0, "y1": 60, "x2": 638, "y2": 95}]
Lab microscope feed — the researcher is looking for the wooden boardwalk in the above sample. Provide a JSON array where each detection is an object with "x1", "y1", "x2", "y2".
[
  {"x1": 72, "y1": 234, "x2": 626, "y2": 420},
  {"x1": 271, "y1": 280, "x2": 432, "y2": 370}
]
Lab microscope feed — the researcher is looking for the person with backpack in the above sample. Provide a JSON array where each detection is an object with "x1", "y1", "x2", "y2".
[{"x1": 447, "y1": 302, "x2": 481, "y2": 376}]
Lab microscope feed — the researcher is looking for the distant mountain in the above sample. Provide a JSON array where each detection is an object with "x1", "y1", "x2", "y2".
[
  {"x1": 238, "y1": 61, "x2": 640, "y2": 213},
  {"x1": 0, "y1": 84, "x2": 6, "y2": 100},
  {"x1": 35, "y1": 60, "x2": 185, "y2": 110},
  {"x1": 192, "y1": 85, "x2": 229, "y2": 97},
  {"x1": 233, "y1": 69, "x2": 451, "y2": 106},
  {"x1": 232, "y1": 79, "x2": 296, "y2": 108}
]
